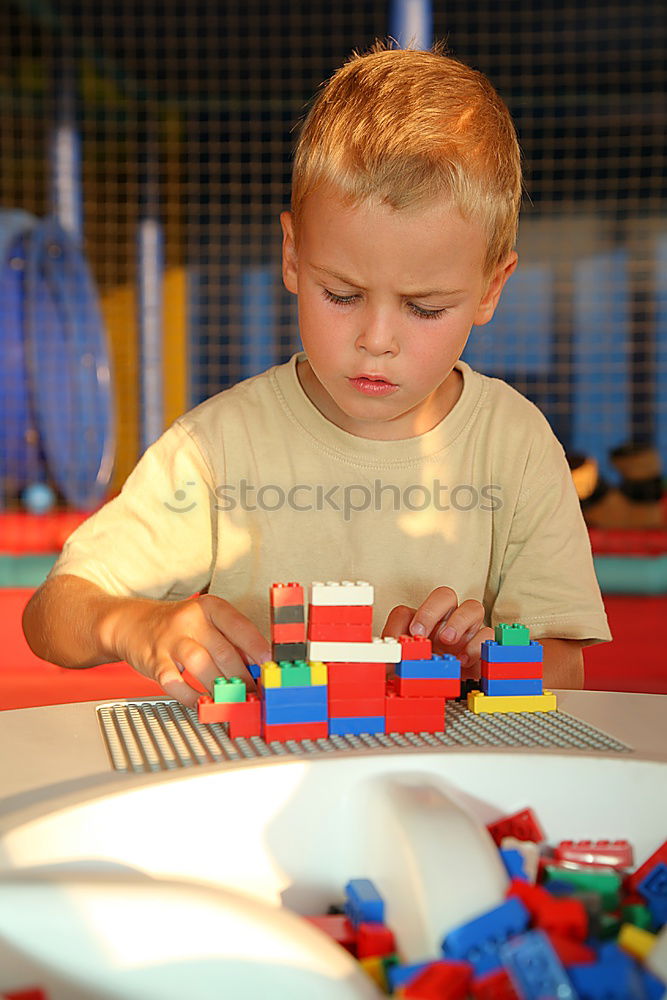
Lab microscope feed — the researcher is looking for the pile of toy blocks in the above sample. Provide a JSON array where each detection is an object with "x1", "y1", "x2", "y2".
[
  {"x1": 307, "y1": 815, "x2": 667, "y2": 998},
  {"x1": 467, "y1": 623, "x2": 557, "y2": 715}
]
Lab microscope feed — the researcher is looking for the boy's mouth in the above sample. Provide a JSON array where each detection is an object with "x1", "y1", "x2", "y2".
[{"x1": 348, "y1": 374, "x2": 399, "y2": 396}]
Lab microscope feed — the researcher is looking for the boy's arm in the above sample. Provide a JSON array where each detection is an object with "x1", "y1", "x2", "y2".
[{"x1": 540, "y1": 638, "x2": 584, "y2": 690}]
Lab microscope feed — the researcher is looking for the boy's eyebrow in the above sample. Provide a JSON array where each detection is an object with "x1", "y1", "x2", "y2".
[{"x1": 310, "y1": 264, "x2": 464, "y2": 298}]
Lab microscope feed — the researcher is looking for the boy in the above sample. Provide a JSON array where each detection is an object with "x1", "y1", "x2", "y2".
[{"x1": 23, "y1": 40, "x2": 611, "y2": 706}]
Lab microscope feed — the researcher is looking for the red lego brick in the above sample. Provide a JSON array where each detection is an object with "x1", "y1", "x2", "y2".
[
  {"x1": 355, "y1": 921, "x2": 396, "y2": 958},
  {"x1": 507, "y1": 878, "x2": 588, "y2": 941},
  {"x1": 270, "y1": 582, "x2": 305, "y2": 607},
  {"x1": 307, "y1": 622, "x2": 373, "y2": 641},
  {"x1": 3, "y1": 991, "x2": 49, "y2": 1000},
  {"x1": 263, "y1": 720, "x2": 328, "y2": 741},
  {"x1": 307, "y1": 604, "x2": 373, "y2": 625},
  {"x1": 305, "y1": 914, "x2": 356, "y2": 954},
  {"x1": 554, "y1": 839, "x2": 634, "y2": 870},
  {"x1": 396, "y1": 676, "x2": 461, "y2": 698},
  {"x1": 471, "y1": 967, "x2": 520, "y2": 1000},
  {"x1": 327, "y1": 662, "x2": 386, "y2": 699},
  {"x1": 403, "y1": 960, "x2": 472, "y2": 999},
  {"x1": 481, "y1": 662, "x2": 543, "y2": 680},
  {"x1": 385, "y1": 690, "x2": 446, "y2": 734},
  {"x1": 329, "y1": 695, "x2": 386, "y2": 717},
  {"x1": 546, "y1": 932, "x2": 597, "y2": 966},
  {"x1": 628, "y1": 838, "x2": 667, "y2": 892},
  {"x1": 197, "y1": 695, "x2": 261, "y2": 737},
  {"x1": 487, "y1": 808, "x2": 545, "y2": 846},
  {"x1": 271, "y1": 621, "x2": 306, "y2": 644},
  {"x1": 398, "y1": 634, "x2": 433, "y2": 660}
]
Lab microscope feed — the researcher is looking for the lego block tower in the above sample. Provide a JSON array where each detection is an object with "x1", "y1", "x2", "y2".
[{"x1": 467, "y1": 623, "x2": 556, "y2": 714}]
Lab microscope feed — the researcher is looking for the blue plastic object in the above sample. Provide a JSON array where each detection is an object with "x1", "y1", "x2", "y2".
[
  {"x1": 261, "y1": 702, "x2": 328, "y2": 725},
  {"x1": 24, "y1": 215, "x2": 115, "y2": 508},
  {"x1": 344, "y1": 879, "x2": 384, "y2": 928},
  {"x1": 396, "y1": 654, "x2": 461, "y2": 678},
  {"x1": 593, "y1": 555, "x2": 667, "y2": 596},
  {"x1": 499, "y1": 848, "x2": 528, "y2": 881},
  {"x1": 247, "y1": 664, "x2": 261, "y2": 680},
  {"x1": 500, "y1": 929, "x2": 577, "y2": 999},
  {"x1": 481, "y1": 640, "x2": 543, "y2": 664},
  {"x1": 262, "y1": 686, "x2": 328, "y2": 708},
  {"x1": 637, "y1": 862, "x2": 667, "y2": 927},
  {"x1": 386, "y1": 962, "x2": 430, "y2": 992},
  {"x1": 441, "y1": 896, "x2": 530, "y2": 976},
  {"x1": 328, "y1": 716, "x2": 385, "y2": 736},
  {"x1": 482, "y1": 678, "x2": 543, "y2": 697},
  {"x1": 568, "y1": 941, "x2": 648, "y2": 999}
]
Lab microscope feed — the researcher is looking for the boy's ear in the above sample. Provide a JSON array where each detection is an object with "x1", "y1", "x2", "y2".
[
  {"x1": 473, "y1": 251, "x2": 519, "y2": 327},
  {"x1": 280, "y1": 210, "x2": 298, "y2": 295}
]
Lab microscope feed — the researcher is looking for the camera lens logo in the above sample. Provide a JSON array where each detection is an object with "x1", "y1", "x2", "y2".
[{"x1": 164, "y1": 481, "x2": 198, "y2": 513}]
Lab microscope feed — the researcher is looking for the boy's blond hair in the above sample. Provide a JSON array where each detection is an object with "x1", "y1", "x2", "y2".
[{"x1": 290, "y1": 39, "x2": 523, "y2": 278}]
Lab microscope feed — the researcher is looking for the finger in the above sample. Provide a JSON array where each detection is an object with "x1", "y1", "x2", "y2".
[
  {"x1": 173, "y1": 633, "x2": 257, "y2": 694},
  {"x1": 459, "y1": 625, "x2": 495, "y2": 679},
  {"x1": 409, "y1": 587, "x2": 458, "y2": 638},
  {"x1": 435, "y1": 599, "x2": 485, "y2": 648},
  {"x1": 154, "y1": 659, "x2": 206, "y2": 709},
  {"x1": 201, "y1": 596, "x2": 272, "y2": 667},
  {"x1": 381, "y1": 605, "x2": 416, "y2": 639},
  {"x1": 194, "y1": 624, "x2": 260, "y2": 691}
]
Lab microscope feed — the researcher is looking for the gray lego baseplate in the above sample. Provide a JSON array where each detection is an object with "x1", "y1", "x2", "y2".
[{"x1": 97, "y1": 699, "x2": 631, "y2": 774}]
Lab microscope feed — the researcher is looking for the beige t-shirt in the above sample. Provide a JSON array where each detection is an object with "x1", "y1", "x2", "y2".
[{"x1": 49, "y1": 353, "x2": 611, "y2": 645}]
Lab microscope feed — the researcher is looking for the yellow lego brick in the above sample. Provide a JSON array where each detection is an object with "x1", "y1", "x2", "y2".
[
  {"x1": 467, "y1": 690, "x2": 557, "y2": 714},
  {"x1": 260, "y1": 661, "x2": 282, "y2": 688},
  {"x1": 618, "y1": 923, "x2": 657, "y2": 962},
  {"x1": 309, "y1": 660, "x2": 328, "y2": 685},
  {"x1": 359, "y1": 956, "x2": 387, "y2": 991}
]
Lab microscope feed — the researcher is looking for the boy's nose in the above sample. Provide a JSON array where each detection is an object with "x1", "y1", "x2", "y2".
[{"x1": 355, "y1": 311, "x2": 399, "y2": 356}]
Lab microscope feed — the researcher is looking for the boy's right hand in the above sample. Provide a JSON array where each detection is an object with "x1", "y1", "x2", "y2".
[{"x1": 107, "y1": 594, "x2": 272, "y2": 708}]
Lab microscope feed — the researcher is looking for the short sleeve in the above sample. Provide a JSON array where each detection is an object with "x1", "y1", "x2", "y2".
[
  {"x1": 47, "y1": 420, "x2": 216, "y2": 600},
  {"x1": 490, "y1": 437, "x2": 612, "y2": 645}
]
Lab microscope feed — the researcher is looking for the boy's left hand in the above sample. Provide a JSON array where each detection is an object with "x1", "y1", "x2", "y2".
[{"x1": 382, "y1": 587, "x2": 493, "y2": 679}]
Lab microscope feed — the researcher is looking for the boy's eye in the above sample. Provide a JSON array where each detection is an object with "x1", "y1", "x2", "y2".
[{"x1": 321, "y1": 287, "x2": 446, "y2": 321}]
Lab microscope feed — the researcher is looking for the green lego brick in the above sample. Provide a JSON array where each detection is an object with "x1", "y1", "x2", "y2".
[
  {"x1": 494, "y1": 623, "x2": 530, "y2": 646},
  {"x1": 599, "y1": 912, "x2": 623, "y2": 940},
  {"x1": 621, "y1": 903, "x2": 654, "y2": 931},
  {"x1": 543, "y1": 865, "x2": 622, "y2": 911},
  {"x1": 280, "y1": 660, "x2": 311, "y2": 686},
  {"x1": 214, "y1": 676, "x2": 246, "y2": 703}
]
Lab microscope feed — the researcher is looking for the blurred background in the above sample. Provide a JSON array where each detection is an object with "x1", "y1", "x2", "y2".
[{"x1": 1, "y1": 0, "x2": 666, "y2": 700}]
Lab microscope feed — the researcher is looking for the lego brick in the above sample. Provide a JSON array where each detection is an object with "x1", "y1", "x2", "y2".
[
  {"x1": 247, "y1": 662, "x2": 260, "y2": 680},
  {"x1": 260, "y1": 661, "x2": 281, "y2": 687},
  {"x1": 278, "y1": 660, "x2": 311, "y2": 686},
  {"x1": 307, "y1": 622, "x2": 373, "y2": 641},
  {"x1": 396, "y1": 675, "x2": 461, "y2": 698},
  {"x1": 500, "y1": 848, "x2": 528, "y2": 881},
  {"x1": 646, "y1": 924, "x2": 667, "y2": 985},
  {"x1": 621, "y1": 903, "x2": 654, "y2": 931},
  {"x1": 213, "y1": 676, "x2": 246, "y2": 703},
  {"x1": 3, "y1": 992, "x2": 49, "y2": 1000},
  {"x1": 471, "y1": 967, "x2": 520, "y2": 1000},
  {"x1": 396, "y1": 654, "x2": 461, "y2": 679},
  {"x1": 305, "y1": 914, "x2": 356, "y2": 954},
  {"x1": 385, "y1": 687, "x2": 446, "y2": 731},
  {"x1": 547, "y1": 932, "x2": 597, "y2": 966},
  {"x1": 310, "y1": 580, "x2": 374, "y2": 606},
  {"x1": 467, "y1": 690, "x2": 557, "y2": 714},
  {"x1": 197, "y1": 695, "x2": 261, "y2": 737},
  {"x1": 507, "y1": 878, "x2": 588, "y2": 941},
  {"x1": 310, "y1": 660, "x2": 328, "y2": 685},
  {"x1": 638, "y1": 862, "x2": 667, "y2": 926},
  {"x1": 499, "y1": 930, "x2": 576, "y2": 1000},
  {"x1": 270, "y1": 603, "x2": 305, "y2": 625},
  {"x1": 262, "y1": 702, "x2": 328, "y2": 725},
  {"x1": 271, "y1": 621, "x2": 306, "y2": 644},
  {"x1": 329, "y1": 695, "x2": 386, "y2": 717},
  {"x1": 494, "y1": 623, "x2": 530, "y2": 646},
  {"x1": 387, "y1": 963, "x2": 430, "y2": 992},
  {"x1": 487, "y1": 808, "x2": 545, "y2": 845},
  {"x1": 441, "y1": 896, "x2": 530, "y2": 977},
  {"x1": 262, "y1": 720, "x2": 328, "y2": 742},
  {"x1": 543, "y1": 864, "x2": 622, "y2": 911},
  {"x1": 327, "y1": 661, "x2": 386, "y2": 693},
  {"x1": 569, "y1": 941, "x2": 650, "y2": 1000},
  {"x1": 270, "y1": 582, "x2": 304, "y2": 607},
  {"x1": 329, "y1": 715, "x2": 385, "y2": 736},
  {"x1": 345, "y1": 879, "x2": 385, "y2": 927},
  {"x1": 641, "y1": 969, "x2": 667, "y2": 1000},
  {"x1": 628, "y1": 838, "x2": 667, "y2": 893},
  {"x1": 500, "y1": 837, "x2": 540, "y2": 882},
  {"x1": 618, "y1": 923, "x2": 658, "y2": 962},
  {"x1": 480, "y1": 639, "x2": 543, "y2": 663},
  {"x1": 481, "y1": 677, "x2": 543, "y2": 697},
  {"x1": 481, "y1": 662, "x2": 543, "y2": 680},
  {"x1": 262, "y1": 684, "x2": 327, "y2": 708},
  {"x1": 308, "y1": 604, "x2": 373, "y2": 625},
  {"x1": 398, "y1": 634, "x2": 433, "y2": 660},
  {"x1": 401, "y1": 960, "x2": 473, "y2": 999},
  {"x1": 356, "y1": 921, "x2": 396, "y2": 959},
  {"x1": 359, "y1": 955, "x2": 391, "y2": 991},
  {"x1": 272, "y1": 641, "x2": 308, "y2": 661},
  {"x1": 308, "y1": 637, "x2": 402, "y2": 662},
  {"x1": 555, "y1": 839, "x2": 634, "y2": 870}
]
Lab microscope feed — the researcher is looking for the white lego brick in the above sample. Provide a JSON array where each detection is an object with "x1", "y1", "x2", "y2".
[
  {"x1": 647, "y1": 922, "x2": 667, "y2": 982},
  {"x1": 307, "y1": 637, "x2": 401, "y2": 663},
  {"x1": 309, "y1": 580, "x2": 374, "y2": 606}
]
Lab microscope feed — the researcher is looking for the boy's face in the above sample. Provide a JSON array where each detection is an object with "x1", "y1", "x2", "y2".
[{"x1": 280, "y1": 185, "x2": 517, "y2": 440}]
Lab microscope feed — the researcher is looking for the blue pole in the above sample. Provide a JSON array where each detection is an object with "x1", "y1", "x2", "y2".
[
  {"x1": 50, "y1": 51, "x2": 83, "y2": 243},
  {"x1": 389, "y1": 0, "x2": 433, "y2": 50},
  {"x1": 138, "y1": 115, "x2": 165, "y2": 451}
]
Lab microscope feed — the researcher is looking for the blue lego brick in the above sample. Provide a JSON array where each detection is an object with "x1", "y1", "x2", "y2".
[
  {"x1": 499, "y1": 930, "x2": 576, "y2": 999},
  {"x1": 637, "y1": 862, "x2": 667, "y2": 927},
  {"x1": 499, "y1": 848, "x2": 528, "y2": 881},
  {"x1": 386, "y1": 962, "x2": 430, "y2": 991},
  {"x1": 482, "y1": 677, "x2": 543, "y2": 697},
  {"x1": 441, "y1": 896, "x2": 530, "y2": 976},
  {"x1": 396, "y1": 654, "x2": 461, "y2": 679},
  {"x1": 481, "y1": 640, "x2": 543, "y2": 664},
  {"x1": 569, "y1": 942, "x2": 649, "y2": 999},
  {"x1": 261, "y1": 685, "x2": 328, "y2": 708},
  {"x1": 329, "y1": 715, "x2": 385, "y2": 736},
  {"x1": 247, "y1": 663, "x2": 260, "y2": 680},
  {"x1": 262, "y1": 702, "x2": 328, "y2": 724},
  {"x1": 641, "y1": 969, "x2": 667, "y2": 1000},
  {"x1": 344, "y1": 878, "x2": 385, "y2": 928}
]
